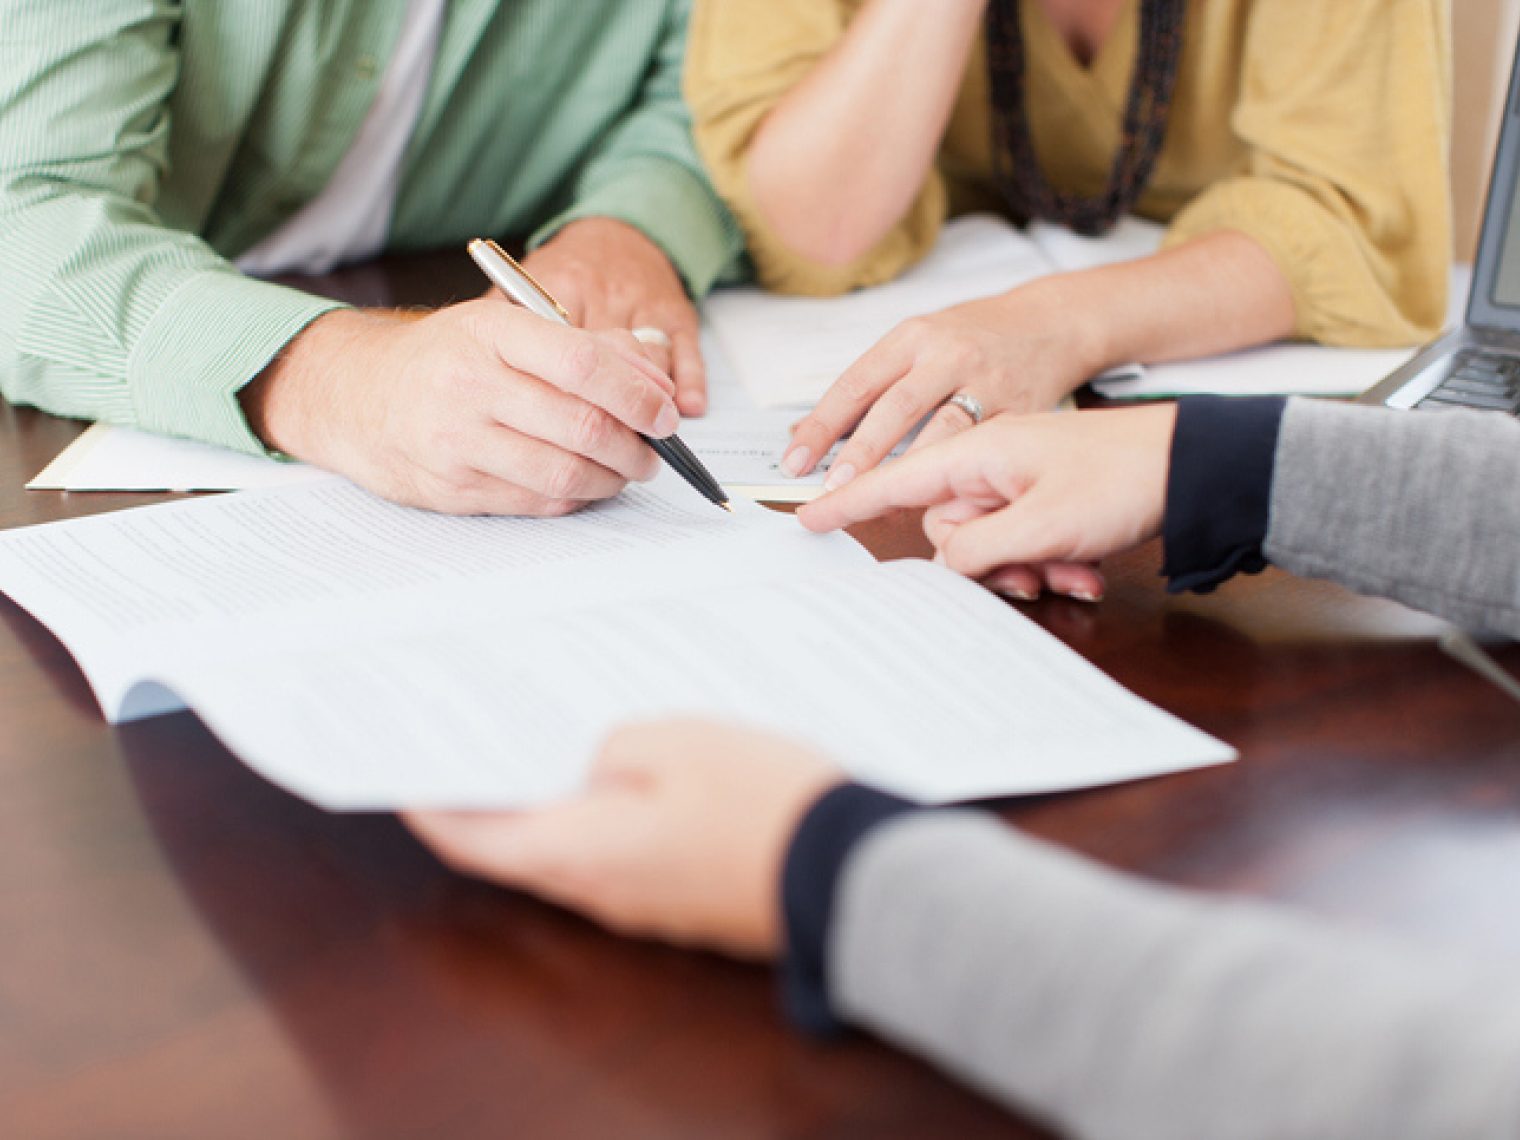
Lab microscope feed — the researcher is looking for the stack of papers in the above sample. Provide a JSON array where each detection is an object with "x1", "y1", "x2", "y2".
[{"x1": 0, "y1": 471, "x2": 1234, "y2": 809}]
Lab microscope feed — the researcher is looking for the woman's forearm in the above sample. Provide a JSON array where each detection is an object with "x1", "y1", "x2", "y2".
[
  {"x1": 831, "y1": 813, "x2": 1520, "y2": 1139},
  {"x1": 746, "y1": 0, "x2": 987, "y2": 267},
  {"x1": 1050, "y1": 230, "x2": 1298, "y2": 376}
]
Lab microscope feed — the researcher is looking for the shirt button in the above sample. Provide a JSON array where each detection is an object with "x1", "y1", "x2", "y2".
[{"x1": 355, "y1": 55, "x2": 379, "y2": 81}]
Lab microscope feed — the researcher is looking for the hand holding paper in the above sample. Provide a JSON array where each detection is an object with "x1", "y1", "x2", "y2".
[{"x1": 0, "y1": 469, "x2": 1232, "y2": 810}]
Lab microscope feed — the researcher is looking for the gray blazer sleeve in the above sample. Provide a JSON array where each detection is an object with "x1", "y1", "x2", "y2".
[
  {"x1": 830, "y1": 813, "x2": 1520, "y2": 1140},
  {"x1": 1267, "y1": 401, "x2": 1520, "y2": 636}
]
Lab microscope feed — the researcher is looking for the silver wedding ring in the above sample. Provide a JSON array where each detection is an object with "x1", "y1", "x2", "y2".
[
  {"x1": 631, "y1": 326, "x2": 673, "y2": 349},
  {"x1": 945, "y1": 392, "x2": 985, "y2": 425}
]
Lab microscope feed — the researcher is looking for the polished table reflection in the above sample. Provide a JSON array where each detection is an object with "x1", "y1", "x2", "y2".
[{"x1": 2, "y1": 251, "x2": 1519, "y2": 1140}]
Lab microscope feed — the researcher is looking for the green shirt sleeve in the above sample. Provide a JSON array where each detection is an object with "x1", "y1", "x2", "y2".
[
  {"x1": 0, "y1": 1, "x2": 344, "y2": 455},
  {"x1": 527, "y1": 0, "x2": 747, "y2": 297}
]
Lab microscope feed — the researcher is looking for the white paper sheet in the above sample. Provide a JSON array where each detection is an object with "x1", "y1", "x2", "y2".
[
  {"x1": 679, "y1": 408, "x2": 914, "y2": 504},
  {"x1": 0, "y1": 472, "x2": 1233, "y2": 809},
  {"x1": 1090, "y1": 343, "x2": 1419, "y2": 400},
  {"x1": 1027, "y1": 215, "x2": 1166, "y2": 272},
  {"x1": 28, "y1": 422, "x2": 329, "y2": 492}
]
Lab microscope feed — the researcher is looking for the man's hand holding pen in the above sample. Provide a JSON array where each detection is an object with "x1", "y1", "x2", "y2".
[
  {"x1": 240, "y1": 300, "x2": 680, "y2": 517},
  {"x1": 521, "y1": 218, "x2": 709, "y2": 416}
]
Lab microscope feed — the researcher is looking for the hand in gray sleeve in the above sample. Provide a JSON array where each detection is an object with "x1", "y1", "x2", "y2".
[
  {"x1": 1267, "y1": 401, "x2": 1520, "y2": 636},
  {"x1": 828, "y1": 812, "x2": 1520, "y2": 1140}
]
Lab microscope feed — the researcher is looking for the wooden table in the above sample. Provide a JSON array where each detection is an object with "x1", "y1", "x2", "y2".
[{"x1": 3, "y1": 252, "x2": 1519, "y2": 1139}]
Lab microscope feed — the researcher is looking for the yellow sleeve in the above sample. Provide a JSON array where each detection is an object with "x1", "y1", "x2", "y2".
[
  {"x1": 684, "y1": 0, "x2": 947, "y2": 296},
  {"x1": 1162, "y1": 0, "x2": 1452, "y2": 346}
]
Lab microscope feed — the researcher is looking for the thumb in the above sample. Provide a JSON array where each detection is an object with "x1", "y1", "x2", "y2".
[{"x1": 938, "y1": 490, "x2": 1071, "y2": 579}]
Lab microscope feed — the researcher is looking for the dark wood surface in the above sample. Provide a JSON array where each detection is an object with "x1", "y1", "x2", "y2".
[{"x1": 2, "y1": 252, "x2": 1519, "y2": 1139}]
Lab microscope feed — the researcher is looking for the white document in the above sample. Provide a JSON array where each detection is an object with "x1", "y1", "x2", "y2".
[
  {"x1": 1091, "y1": 343, "x2": 1418, "y2": 400},
  {"x1": 679, "y1": 405, "x2": 914, "y2": 504},
  {"x1": 683, "y1": 330, "x2": 828, "y2": 503},
  {"x1": 1026, "y1": 215, "x2": 1166, "y2": 273},
  {"x1": 0, "y1": 472, "x2": 1233, "y2": 809},
  {"x1": 28, "y1": 422, "x2": 329, "y2": 492}
]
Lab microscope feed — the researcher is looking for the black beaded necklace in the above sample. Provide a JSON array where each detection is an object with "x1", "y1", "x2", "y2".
[{"x1": 986, "y1": 0, "x2": 1187, "y2": 235}]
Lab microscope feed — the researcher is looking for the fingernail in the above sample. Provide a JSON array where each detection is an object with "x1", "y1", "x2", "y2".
[
  {"x1": 997, "y1": 587, "x2": 1038, "y2": 602},
  {"x1": 1067, "y1": 589, "x2": 1103, "y2": 603},
  {"x1": 653, "y1": 404, "x2": 680, "y2": 438},
  {"x1": 824, "y1": 462, "x2": 856, "y2": 492},
  {"x1": 781, "y1": 445, "x2": 811, "y2": 478}
]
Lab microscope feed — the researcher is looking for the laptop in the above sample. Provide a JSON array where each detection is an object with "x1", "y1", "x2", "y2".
[{"x1": 1364, "y1": 35, "x2": 1520, "y2": 414}]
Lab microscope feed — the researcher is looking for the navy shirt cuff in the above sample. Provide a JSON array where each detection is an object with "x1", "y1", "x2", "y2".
[
  {"x1": 1162, "y1": 396, "x2": 1287, "y2": 594},
  {"x1": 780, "y1": 782, "x2": 921, "y2": 1036}
]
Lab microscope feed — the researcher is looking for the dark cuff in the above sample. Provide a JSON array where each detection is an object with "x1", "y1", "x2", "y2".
[
  {"x1": 1162, "y1": 396, "x2": 1287, "y2": 594},
  {"x1": 780, "y1": 782, "x2": 921, "y2": 1036}
]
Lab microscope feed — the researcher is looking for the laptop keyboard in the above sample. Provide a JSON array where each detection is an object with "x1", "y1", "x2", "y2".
[{"x1": 1416, "y1": 350, "x2": 1520, "y2": 414}]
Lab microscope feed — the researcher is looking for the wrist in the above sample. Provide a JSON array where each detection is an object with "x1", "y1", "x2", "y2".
[
  {"x1": 539, "y1": 215, "x2": 647, "y2": 256},
  {"x1": 780, "y1": 782, "x2": 921, "y2": 1035},
  {"x1": 1161, "y1": 396, "x2": 1287, "y2": 594},
  {"x1": 240, "y1": 308, "x2": 391, "y2": 462},
  {"x1": 1015, "y1": 272, "x2": 1123, "y2": 378}
]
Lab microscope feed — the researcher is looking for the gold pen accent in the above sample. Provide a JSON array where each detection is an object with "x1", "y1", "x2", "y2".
[{"x1": 468, "y1": 239, "x2": 572, "y2": 323}]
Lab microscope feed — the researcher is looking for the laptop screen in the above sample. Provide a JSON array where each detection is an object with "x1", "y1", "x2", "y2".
[
  {"x1": 1489, "y1": 179, "x2": 1520, "y2": 308},
  {"x1": 1471, "y1": 35, "x2": 1520, "y2": 330}
]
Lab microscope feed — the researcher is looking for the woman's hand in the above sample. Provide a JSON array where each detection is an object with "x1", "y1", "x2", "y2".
[
  {"x1": 781, "y1": 232, "x2": 1298, "y2": 490},
  {"x1": 404, "y1": 721, "x2": 842, "y2": 958},
  {"x1": 782, "y1": 279, "x2": 1108, "y2": 488},
  {"x1": 798, "y1": 405, "x2": 1179, "y2": 600}
]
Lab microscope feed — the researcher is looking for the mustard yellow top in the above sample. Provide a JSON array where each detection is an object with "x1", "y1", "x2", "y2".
[{"x1": 686, "y1": 0, "x2": 1452, "y2": 346}]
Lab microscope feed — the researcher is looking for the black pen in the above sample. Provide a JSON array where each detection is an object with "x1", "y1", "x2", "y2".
[{"x1": 467, "y1": 238, "x2": 731, "y2": 512}]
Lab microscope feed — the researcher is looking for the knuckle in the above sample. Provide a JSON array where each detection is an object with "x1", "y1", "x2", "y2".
[
  {"x1": 630, "y1": 382, "x2": 668, "y2": 430},
  {"x1": 567, "y1": 403, "x2": 614, "y2": 456},
  {"x1": 836, "y1": 370, "x2": 883, "y2": 406},
  {"x1": 946, "y1": 343, "x2": 980, "y2": 372},
  {"x1": 425, "y1": 472, "x2": 483, "y2": 516},
  {"x1": 898, "y1": 316, "x2": 931, "y2": 342},
  {"x1": 543, "y1": 455, "x2": 592, "y2": 501},
  {"x1": 559, "y1": 337, "x2": 601, "y2": 388},
  {"x1": 603, "y1": 328, "x2": 643, "y2": 356},
  {"x1": 420, "y1": 421, "x2": 461, "y2": 460},
  {"x1": 513, "y1": 491, "x2": 559, "y2": 518},
  {"x1": 879, "y1": 383, "x2": 927, "y2": 421}
]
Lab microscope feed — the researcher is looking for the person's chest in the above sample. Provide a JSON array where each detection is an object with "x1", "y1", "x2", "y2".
[
  {"x1": 156, "y1": 0, "x2": 670, "y2": 258},
  {"x1": 940, "y1": 0, "x2": 1250, "y2": 223}
]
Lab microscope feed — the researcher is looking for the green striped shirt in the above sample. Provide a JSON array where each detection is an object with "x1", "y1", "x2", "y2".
[{"x1": 0, "y1": 0, "x2": 744, "y2": 455}]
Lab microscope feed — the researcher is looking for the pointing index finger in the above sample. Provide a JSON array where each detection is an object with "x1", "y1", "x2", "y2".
[{"x1": 797, "y1": 444, "x2": 960, "y2": 532}]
